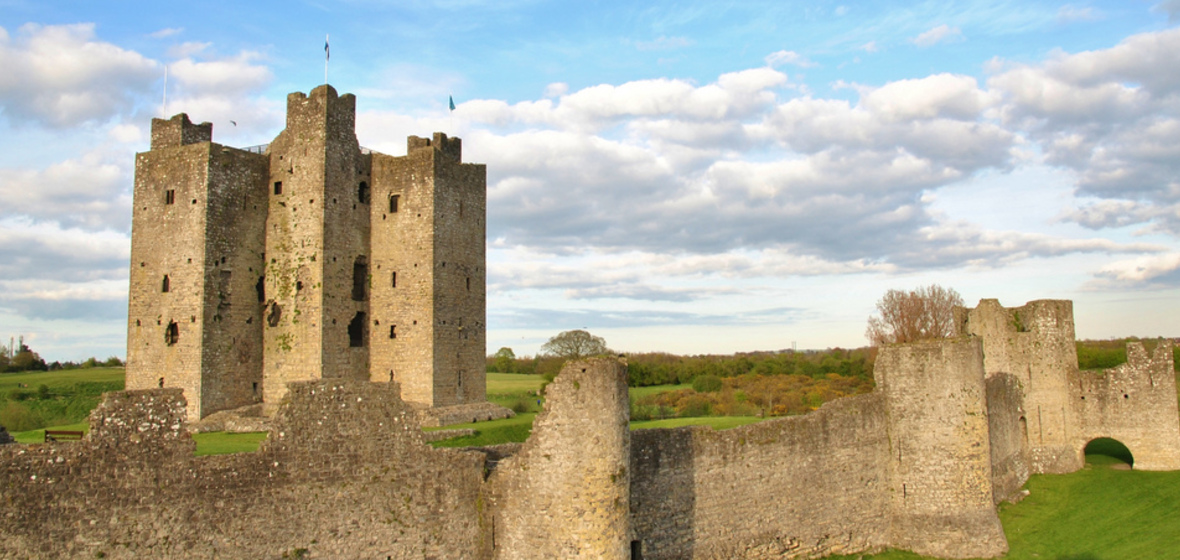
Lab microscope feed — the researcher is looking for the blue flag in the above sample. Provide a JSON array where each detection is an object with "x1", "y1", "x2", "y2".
[
  {"x1": 449, "y1": 95, "x2": 455, "y2": 112},
  {"x1": 325, "y1": 35, "x2": 330, "y2": 61}
]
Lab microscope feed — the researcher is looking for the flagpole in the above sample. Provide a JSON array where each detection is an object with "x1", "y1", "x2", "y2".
[
  {"x1": 324, "y1": 34, "x2": 329, "y2": 84},
  {"x1": 162, "y1": 65, "x2": 168, "y2": 115}
]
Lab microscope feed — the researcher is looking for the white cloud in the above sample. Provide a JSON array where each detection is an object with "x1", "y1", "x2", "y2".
[
  {"x1": 990, "y1": 27, "x2": 1180, "y2": 235},
  {"x1": 0, "y1": 23, "x2": 158, "y2": 127},
  {"x1": 149, "y1": 27, "x2": 184, "y2": 39},
  {"x1": 633, "y1": 36, "x2": 693, "y2": 51},
  {"x1": 911, "y1": 24, "x2": 965, "y2": 48},
  {"x1": 1092, "y1": 253, "x2": 1180, "y2": 288},
  {"x1": 765, "y1": 50, "x2": 817, "y2": 68},
  {"x1": 861, "y1": 41, "x2": 879, "y2": 53},
  {"x1": 0, "y1": 150, "x2": 132, "y2": 231},
  {"x1": 1056, "y1": 5, "x2": 1100, "y2": 23}
]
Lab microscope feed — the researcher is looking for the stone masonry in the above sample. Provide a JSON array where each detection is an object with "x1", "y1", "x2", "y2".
[
  {"x1": 2, "y1": 308, "x2": 1179, "y2": 558},
  {"x1": 126, "y1": 85, "x2": 508, "y2": 424}
]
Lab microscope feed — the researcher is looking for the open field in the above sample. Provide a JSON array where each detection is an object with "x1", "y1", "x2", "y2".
[{"x1": 0, "y1": 368, "x2": 124, "y2": 431}]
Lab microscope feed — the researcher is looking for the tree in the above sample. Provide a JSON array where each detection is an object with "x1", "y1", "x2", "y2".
[
  {"x1": 865, "y1": 284, "x2": 964, "y2": 345},
  {"x1": 539, "y1": 330, "x2": 609, "y2": 361},
  {"x1": 492, "y1": 347, "x2": 516, "y2": 373}
]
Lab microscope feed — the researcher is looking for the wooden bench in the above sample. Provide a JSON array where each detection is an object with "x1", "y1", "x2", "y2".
[{"x1": 44, "y1": 430, "x2": 84, "y2": 442}]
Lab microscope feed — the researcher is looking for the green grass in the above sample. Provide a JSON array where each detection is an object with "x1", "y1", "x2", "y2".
[
  {"x1": 0, "y1": 367, "x2": 125, "y2": 431},
  {"x1": 629, "y1": 383, "x2": 691, "y2": 400},
  {"x1": 630, "y1": 416, "x2": 762, "y2": 431},
  {"x1": 11, "y1": 421, "x2": 89, "y2": 444},
  {"x1": 430, "y1": 413, "x2": 537, "y2": 447},
  {"x1": 486, "y1": 372, "x2": 544, "y2": 394},
  {"x1": 828, "y1": 448, "x2": 1180, "y2": 560},
  {"x1": 191, "y1": 431, "x2": 269, "y2": 456}
]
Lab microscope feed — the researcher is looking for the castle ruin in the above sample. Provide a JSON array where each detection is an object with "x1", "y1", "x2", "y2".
[
  {"x1": 3, "y1": 87, "x2": 1179, "y2": 559},
  {"x1": 125, "y1": 85, "x2": 508, "y2": 425}
]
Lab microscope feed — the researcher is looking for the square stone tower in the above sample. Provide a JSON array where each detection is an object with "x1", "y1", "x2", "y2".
[{"x1": 127, "y1": 85, "x2": 508, "y2": 424}]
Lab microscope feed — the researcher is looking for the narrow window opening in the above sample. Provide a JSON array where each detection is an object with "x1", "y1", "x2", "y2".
[
  {"x1": 252, "y1": 382, "x2": 259, "y2": 396},
  {"x1": 352, "y1": 256, "x2": 368, "y2": 301},
  {"x1": 459, "y1": 201, "x2": 464, "y2": 218},
  {"x1": 161, "y1": 275, "x2": 170, "y2": 293},
  {"x1": 631, "y1": 540, "x2": 643, "y2": 560},
  {"x1": 466, "y1": 277, "x2": 470, "y2": 291},
  {"x1": 158, "y1": 377, "x2": 165, "y2": 388},
  {"x1": 358, "y1": 181, "x2": 369, "y2": 204},
  {"x1": 390, "y1": 325, "x2": 397, "y2": 339},
  {"x1": 273, "y1": 181, "x2": 283, "y2": 195},
  {"x1": 348, "y1": 312, "x2": 367, "y2": 347},
  {"x1": 389, "y1": 194, "x2": 400, "y2": 213},
  {"x1": 255, "y1": 276, "x2": 265, "y2": 303},
  {"x1": 391, "y1": 271, "x2": 397, "y2": 288},
  {"x1": 165, "y1": 321, "x2": 179, "y2": 346},
  {"x1": 165, "y1": 190, "x2": 175, "y2": 205},
  {"x1": 135, "y1": 319, "x2": 141, "y2": 326}
]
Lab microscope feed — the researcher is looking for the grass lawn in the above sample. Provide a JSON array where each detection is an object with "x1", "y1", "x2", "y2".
[
  {"x1": 11, "y1": 421, "x2": 89, "y2": 444},
  {"x1": 829, "y1": 448, "x2": 1180, "y2": 560},
  {"x1": 191, "y1": 431, "x2": 269, "y2": 456},
  {"x1": 0, "y1": 367, "x2": 125, "y2": 391},
  {"x1": 630, "y1": 383, "x2": 691, "y2": 400},
  {"x1": 0, "y1": 368, "x2": 125, "y2": 431},
  {"x1": 430, "y1": 413, "x2": 537, "y2": 448}
]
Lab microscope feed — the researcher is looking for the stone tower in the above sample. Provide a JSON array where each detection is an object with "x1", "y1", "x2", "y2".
[{"x1": 127, "y1": 85, "x2": 508, "y2": 423}]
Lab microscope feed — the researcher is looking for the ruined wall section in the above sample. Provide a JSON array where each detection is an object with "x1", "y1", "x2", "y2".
[
  {"x1": 430, "y1": 134, "x2": 487, "y2": 406},
  {"x1": 631, "y1": 394, "x2": 891, "y2": 560},
  {"x1": 985, "y1": 373, "x2": 1030, "y2": 503},
  {"x1": 876, "y1": 338, "x2": 1007, "y2": 559},
  {"x1": 0, "y1": 382, "x2": 489, "y2": 559},
  {"x1": 262, "y1": 85, "x2": 369, "y2": 410},
  {"x1": 128, "y1": 120, "x2": 214, "y2": 420},
  {"x1": 959, "y1": 299, "x2": 1081, "y2": 473},
  {"x1": 370, "y1": 142, "x2": 436, "y2": 404},
  {"x1": 488, "y1": 358, "x2": 631, "y2": 560},
  {"x1": 199, "y1": 146, "x2": 268, "y2": 416},
  {"x1": 1073, "y1": 340, "x2": 1180, "y2": 470}
]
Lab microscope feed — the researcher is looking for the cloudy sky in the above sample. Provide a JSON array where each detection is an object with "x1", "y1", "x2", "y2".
[{"x1": 1, "y1": 0, "x2": 1178, "y2": 361}]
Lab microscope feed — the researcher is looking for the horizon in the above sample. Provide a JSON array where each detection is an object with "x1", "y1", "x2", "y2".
[{"x1": 1, "y1": 1, "x2": 1178, "y2": 363}]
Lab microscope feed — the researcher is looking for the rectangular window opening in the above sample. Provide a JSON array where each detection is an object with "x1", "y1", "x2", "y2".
[
  {"x1": 273, "y1": 181, "x2": 283, "y2": 195},
  {"x1": 391, "y1": 271, "x2": 397, "y2": 288},
  {"x1": 389, "y1": 194, "x2": 400, "y2": 213},
  {"x1": 165, "y1": 190, "x2": 176, "y2": 205},
  {"x1": 390, "y1": 325, "x2": 396, "y2": 339}
]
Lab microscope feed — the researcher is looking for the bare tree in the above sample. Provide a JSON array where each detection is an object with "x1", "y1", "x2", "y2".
[
  {"x1": 539, "y1": 330, "x2": 610, "y2": 360},
  {"x1": 865, "y1": 284, "x2": 964, "y2": 345}
]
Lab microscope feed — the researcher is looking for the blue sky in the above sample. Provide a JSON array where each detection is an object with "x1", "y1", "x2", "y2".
[{"x1": 1, "y1": 0, "x2": 1178, "y2": 361}]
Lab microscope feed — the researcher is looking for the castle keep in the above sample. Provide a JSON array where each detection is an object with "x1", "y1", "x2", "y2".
[{"x1": 126, "y1": 85, "x2": 503, "y2": 422}]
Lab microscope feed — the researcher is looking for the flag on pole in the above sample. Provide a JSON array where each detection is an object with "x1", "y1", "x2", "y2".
[
  {"x1": 449, "y1": 95, "x2": 456, "y2": 112},
  {"x1": 325, "y1": 35, "x2": 330, "y2": 61}
]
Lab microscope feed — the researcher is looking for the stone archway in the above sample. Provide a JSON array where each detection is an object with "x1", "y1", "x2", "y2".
[{"x1": 1084, "y1": 437, "x2": 1134, "y2": 469}]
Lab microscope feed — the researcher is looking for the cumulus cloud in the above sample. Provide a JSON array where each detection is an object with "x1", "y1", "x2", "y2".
[
  {"x1": 0, "y1": 150, "x2": 132, "y2": 231},
  {"x1": 0, "y1": 23, "x2": 158, "y2": 127},
  {"x1": 911, "y1": 25, "x2": 965, "y2": 47},
  {"x1": 1090, "y1": 253, "x2": 1180, "y2": 289},
  {"x1": 990, "y1": 27, "x2": 1180, "y2": 235},
  {"x1": 1155, "y1": 0, "x2": 1180, "y2": 22}
]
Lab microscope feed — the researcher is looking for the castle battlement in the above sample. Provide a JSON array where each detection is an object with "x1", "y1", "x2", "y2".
[
  {"x1": 408, "y1": 132, "x2": 462, "y2": 162},
  {"x1": 150, "y1": 113, "x2": 212, "y2": 150}
]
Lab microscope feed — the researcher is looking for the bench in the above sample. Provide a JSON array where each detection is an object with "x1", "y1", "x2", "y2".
[{"x1": 44, "y1": 430, "x2": 84, "y2": 442}]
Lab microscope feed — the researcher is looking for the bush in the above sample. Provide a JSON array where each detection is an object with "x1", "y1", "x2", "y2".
[
  {"x1": 6, "y1": 389, "x2": 28, "y2": 401},
  {"x1": 37, "y1": 384, "x2": 50, "y2": 400},
  {"x1": 510, "y1": 398, "x2": 532, "y2": 414},
  {"x1": 692, "y1": 374, "x2": 723, "y2": 393},
  {"x1": 0, "y1": 402, "x2": 43, "y2": 432}
]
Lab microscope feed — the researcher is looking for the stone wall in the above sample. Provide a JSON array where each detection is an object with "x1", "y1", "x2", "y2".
[
  {"x1": 0, "y1": 382, "x2": 489, "y2": 559},
  {"x1": 985, "y1": 372, "x2": 1030, "y2": 503},
  {"x1": 1072, "y1": 340, "x2": 1180, "y2": 470},
  {"x1": 958, "y1": 299, "x2": 1082, "y2": 473},
  {"x1": 631, "y1": 394, "x2": 891, "y2": 559},
  {"x1": 487, "y1": 358, "x2": 631, "y2": 560},
  {"x1": 875, "y1": 338, "x2": 1007, "y2": 559}
]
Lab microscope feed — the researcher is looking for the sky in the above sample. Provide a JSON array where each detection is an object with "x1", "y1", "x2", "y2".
[{"x1": 1, "y1": 0, "x2": 1178, "y2": 362}]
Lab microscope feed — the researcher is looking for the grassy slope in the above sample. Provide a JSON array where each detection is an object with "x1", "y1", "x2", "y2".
[{"x1": 0, "y1": 368, "x2": 125, "y2": 431}]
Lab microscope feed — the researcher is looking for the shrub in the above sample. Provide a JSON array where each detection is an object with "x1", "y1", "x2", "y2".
[
  {"x1": 37, "y1": 384, "x2": 50, "y2": 400},
  {"x1": 510, "y1": 398, "x2": 531, "y2": 414},
  {"x1": 6, "y1": 389, "x2": 28, "y2": 401},
  {"x1": 692, "y1": 374, "x2": 723, "y2": 393}
]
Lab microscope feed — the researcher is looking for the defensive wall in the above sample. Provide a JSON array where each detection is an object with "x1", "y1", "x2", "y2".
[{"x1": 3, "y1": 300, "x2": 1178, "y2": 559}]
